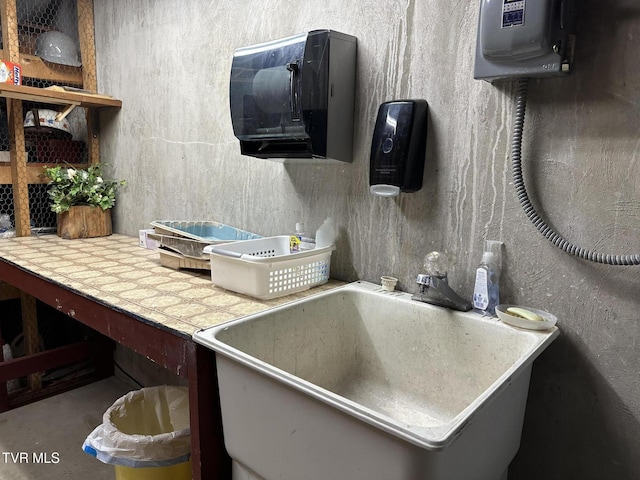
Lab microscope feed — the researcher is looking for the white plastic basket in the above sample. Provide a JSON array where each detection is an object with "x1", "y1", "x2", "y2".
[{"x1": 203, "y1": 236, "x2": 334, "y2": 300}]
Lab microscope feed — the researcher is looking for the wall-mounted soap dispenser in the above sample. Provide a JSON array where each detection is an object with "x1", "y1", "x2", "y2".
[
  {"x1": 229, "y1": 30, "x2": 357, "y2": 163},
  {"x1": 369, "y1": 99, "x2": 428, "y2": 196}
]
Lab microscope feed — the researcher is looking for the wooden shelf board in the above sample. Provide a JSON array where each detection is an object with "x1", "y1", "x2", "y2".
[
  {"x1": 16, "y1": 52, "x2": 83, "y2": 86},
  {"x1": 0, "y1": 162, "x2": 89, "y2": 184},
  {"x1": 0, "y1": 84, "x2": 121, "y2": 109}
]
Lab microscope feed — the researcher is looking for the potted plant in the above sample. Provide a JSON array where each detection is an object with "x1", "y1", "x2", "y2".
[{"x1": 43, "y1": 163, "x2": 126, "y2": 239}]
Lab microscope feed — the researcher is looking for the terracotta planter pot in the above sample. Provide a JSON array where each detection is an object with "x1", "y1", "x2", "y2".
[{"x1": 57, "y1": 206, "x2": 112, "y2": 239}]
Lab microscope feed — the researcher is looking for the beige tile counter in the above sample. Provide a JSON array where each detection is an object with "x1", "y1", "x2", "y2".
[
  {"x1": 0, "y1": 233, "x2": 343, "y2": 337},
  {"x1": 0, "y1": 233, "x2": 344, "y2": 480}
]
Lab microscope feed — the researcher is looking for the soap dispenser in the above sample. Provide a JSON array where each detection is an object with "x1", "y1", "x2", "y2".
[
  {"x1": 369, "y1": 99, "x2": 428, "y2": 197},
  {"x1": 290, "y1": 222, "x2": 306, "y2": 252},
  {"x1": 472, "y1": 240, "x2": 503, "y2": 316}
]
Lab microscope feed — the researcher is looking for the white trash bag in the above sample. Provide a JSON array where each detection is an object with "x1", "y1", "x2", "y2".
[{"x1": 82, "y1": 385, "x2": 191, "y2": 468}]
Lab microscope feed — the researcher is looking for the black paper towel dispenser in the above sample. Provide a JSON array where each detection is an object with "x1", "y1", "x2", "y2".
[{"x1": 229, "y1": 30, "x2": 357, "y2": 162}]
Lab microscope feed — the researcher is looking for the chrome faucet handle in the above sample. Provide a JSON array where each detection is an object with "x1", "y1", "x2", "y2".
[
  {"x1": 413, "y1": 251, "x2": 472, "y2": 312},
  {"x1": 424, "y1": 251, "x2": 449, "y2": 280}
]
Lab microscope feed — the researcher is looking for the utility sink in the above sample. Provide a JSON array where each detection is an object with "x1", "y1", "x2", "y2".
[{"x1": 194, "y1": 281, "x2": 559, "y2": 480}]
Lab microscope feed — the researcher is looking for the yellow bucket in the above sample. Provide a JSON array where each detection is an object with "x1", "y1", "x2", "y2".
[{"x1": 114, "y1": 459, "x2": 192, "y2": 480}]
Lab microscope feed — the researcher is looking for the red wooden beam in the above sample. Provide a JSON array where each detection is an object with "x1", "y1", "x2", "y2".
[
  {"x1": 0, "y1": 340, "x2": 91, "y2": 382},
  {"x1": 0, "y1": 259, "x2": 190, "y2": 377},
  {"x1": 188, "y1": 342, "x2": 231, "y2": 480},
  {"x1": 0, "y1": 258, "x2": 230, "y2": 479}
]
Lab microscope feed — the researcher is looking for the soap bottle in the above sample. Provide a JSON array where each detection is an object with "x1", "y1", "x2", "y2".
[
  {"x1": 472, "y1": 240, "x2": 503, "y2": 316},
  {"x1": 315, "y1": 217, "x2": 336, "y2": 248},
  {"x1": 290, "y1": 222, "x2": 305, "y2": 253}
]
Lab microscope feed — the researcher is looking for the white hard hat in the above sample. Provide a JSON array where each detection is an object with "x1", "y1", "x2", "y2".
[{"x1": 35, "y1": 31, "x2": 81, "y2": 67}]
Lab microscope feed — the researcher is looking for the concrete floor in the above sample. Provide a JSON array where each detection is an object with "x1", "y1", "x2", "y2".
[{"x1": 0, "y1": 377, "x2": 135, "y2": 480}]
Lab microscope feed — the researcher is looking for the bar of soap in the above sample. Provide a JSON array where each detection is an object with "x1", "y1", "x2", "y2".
[{"x1": 506, "y1": 307, "x2": 543, "y2": 322}]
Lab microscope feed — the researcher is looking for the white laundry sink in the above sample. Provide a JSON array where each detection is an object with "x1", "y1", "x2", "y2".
[{"x1": 194, "y1": 281, "x2": 559, "y2": 480}]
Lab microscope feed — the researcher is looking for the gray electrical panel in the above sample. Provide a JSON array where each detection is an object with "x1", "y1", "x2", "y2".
[{"x1": 474, "y1": 0, "x2": 577, "y2": 82}]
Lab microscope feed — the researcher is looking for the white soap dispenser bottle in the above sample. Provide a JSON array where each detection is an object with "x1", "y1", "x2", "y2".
[
  {"x1": 290, "y1": 222, "x2": 306, "y2": 252},
  {"x1": 315, "y1": 217, "x2": 336, "y2": 248},
  {"x1": 472, "y1": 240, "x2": 503, "y2": 316}
]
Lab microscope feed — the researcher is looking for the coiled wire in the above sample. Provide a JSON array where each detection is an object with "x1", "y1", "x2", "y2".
[{"x1": 511, "y1": 78, "x2": 640, "y2": 266}]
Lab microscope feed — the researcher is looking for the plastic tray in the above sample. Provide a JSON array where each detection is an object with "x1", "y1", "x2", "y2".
[
  {"x1": 151, "y1": 220, "x2": 261, "y2": 242},
  {"x1": 148, "y1": 233, "x2": 212, "y2": 259},
  {"x1": 204, "y1": 236, "x2": 334, "y2": 300}
]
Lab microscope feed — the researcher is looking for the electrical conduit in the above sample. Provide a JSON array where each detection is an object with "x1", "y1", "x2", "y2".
[{"x1": 511, "y1": 78, "x2": 640, "y2": 265}]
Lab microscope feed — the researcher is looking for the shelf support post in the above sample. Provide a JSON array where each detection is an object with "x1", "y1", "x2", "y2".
[
  {"x1": 78, "y1": 0, "x2": 100, "y2": 165},
  {"x1": 1, "y1": 0, "x2": 32, "y2": 237}
]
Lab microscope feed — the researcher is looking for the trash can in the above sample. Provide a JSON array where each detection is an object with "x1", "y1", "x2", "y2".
[{"x1": 82, "y1": 385, "x2": 191, "y2": 480}]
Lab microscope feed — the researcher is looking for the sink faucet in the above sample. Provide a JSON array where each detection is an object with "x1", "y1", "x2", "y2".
[{"x1": 411, "y1": 251, "x2": 472, "y2": 312}]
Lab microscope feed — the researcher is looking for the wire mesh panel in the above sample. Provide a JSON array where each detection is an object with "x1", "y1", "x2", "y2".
[
  {"x1": 0, "y1": 183, "x2": 57, "y2": 230},
  {"x1": 0, "y1": 184, "x2": 14, "y2": 224},
  {"x1": 23, "y1": 103, "x2": 88, "y2": 163},
  {"x1": 17, "y1": 0, "x2": 82, "y2": 80},
  {"x1": 0, "y1": 0, "x2": 89, "y2": 234}
]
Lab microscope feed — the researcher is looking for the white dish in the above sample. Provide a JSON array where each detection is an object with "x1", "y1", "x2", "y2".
[{"x1": 495, "y1": 304, "x2": 557, "y2": 331}]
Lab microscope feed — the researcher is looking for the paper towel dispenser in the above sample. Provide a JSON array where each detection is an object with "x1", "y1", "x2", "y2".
[{"x1": 229, "y1": 30, "x2": 357, "y2": 162}]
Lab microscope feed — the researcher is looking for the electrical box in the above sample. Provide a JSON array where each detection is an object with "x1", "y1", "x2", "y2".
[{"x1": 474, "y1": 0, "x2": 577, "y2": 82}]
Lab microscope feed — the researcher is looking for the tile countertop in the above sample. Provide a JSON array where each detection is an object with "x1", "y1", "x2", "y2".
[{"x1": 0, "y1": 234, "x2": 344, "y2": 338}]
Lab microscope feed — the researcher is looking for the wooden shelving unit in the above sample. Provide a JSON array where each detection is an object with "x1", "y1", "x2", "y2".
[
  {"x1": 0, "y1": 83, "x2": 122, "y2": 185},
  {"x1": 0, "y1": 0, "x2": 121, "y2": 402},
  {"x1": 0, "y1": 0, "x2": 121, "y2": 237}
]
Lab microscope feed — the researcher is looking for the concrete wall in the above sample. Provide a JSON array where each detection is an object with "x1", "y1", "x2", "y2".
[{"x1": 93, "y1": 1, "x2": 640, "y2": 478}]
